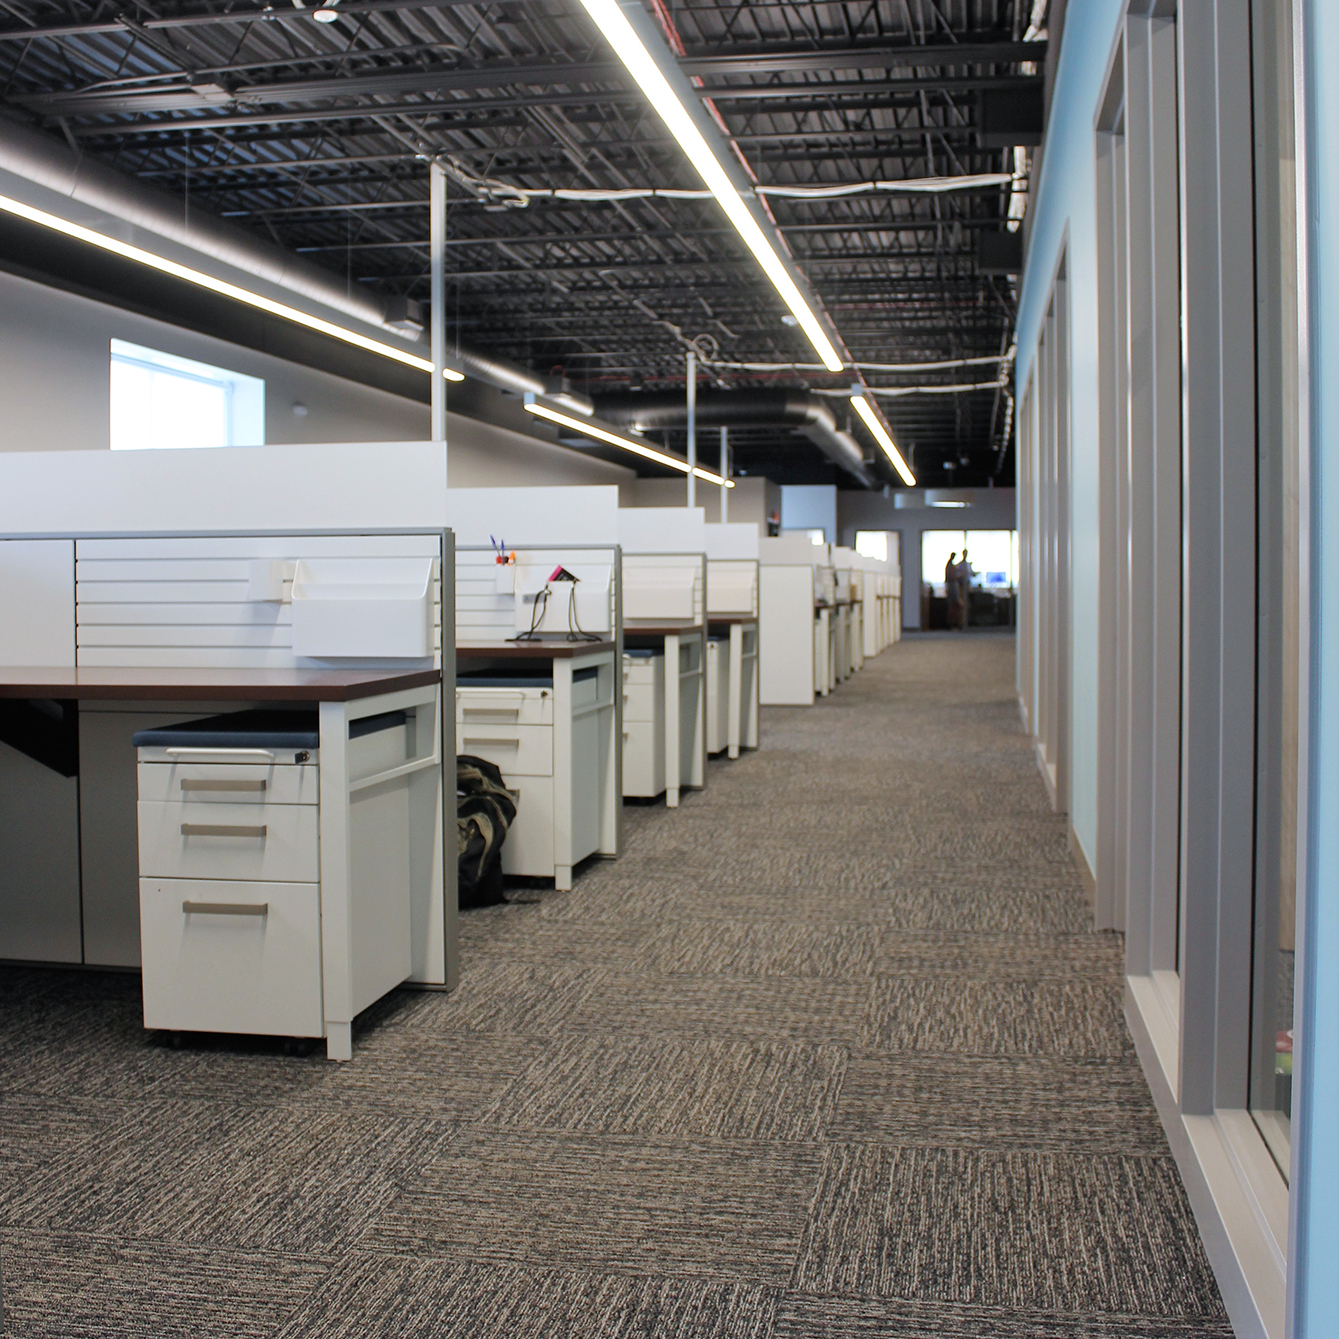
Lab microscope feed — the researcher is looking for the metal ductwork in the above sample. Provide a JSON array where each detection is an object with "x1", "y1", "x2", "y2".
[
  {"x1": 593, "y1": 389, "x2": 876, "y2": 487},
  {"x1": 0, "y1": 117, "x2": 566, "y2": 404}
]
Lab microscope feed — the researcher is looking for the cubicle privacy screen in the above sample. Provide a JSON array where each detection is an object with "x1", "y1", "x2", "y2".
[
  {"x1": 455, "y1": 545, "x2": 621, "y2": 646},
  {"x1": 0, "y1": 527, "x2": 456, "y2": 988}
]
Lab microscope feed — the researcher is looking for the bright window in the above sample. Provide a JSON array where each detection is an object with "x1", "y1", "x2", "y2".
[
  {"x1": 109, "y1": 340, "x2": 264, "y2": 450},
  {"x1": 855, "y1": 530, "x2": 889, "y2": 562},
  {"x1": 922, "y1": 529, "x2": 1017, "y2": 593}
]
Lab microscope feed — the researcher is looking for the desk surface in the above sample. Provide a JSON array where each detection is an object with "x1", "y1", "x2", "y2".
[
  {"x1": 0, "y1": 666, "x2": 441, "y2": 702},
  {"x1": 457, "y1": 641, "x2": 617, "y2": 659}
]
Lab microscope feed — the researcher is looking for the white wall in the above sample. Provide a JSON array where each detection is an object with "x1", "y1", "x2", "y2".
[
  {"x1": 839, "y1": 488, "x2": 1017, "y2": 629},
  {"x1": 625, "y1": 475, "x2": 779, "y2": 530},
  {"x1": 0, "y1": 268, "x2": 633, "y2": 490}
]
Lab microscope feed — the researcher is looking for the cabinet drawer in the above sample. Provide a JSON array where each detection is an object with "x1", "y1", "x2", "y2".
[
  {"x1": 622, "y1": 680, "x2": 661, "y2": 724},
  {"x1": 622, "y1": 654, "x2": 662, "y2": 687},
  {"x1": 138, "y1": 761, "x2": 318, "y2": 806},
  {"x1": 457, "y1": 688, "x2": 552, "y2": 727},
  {"x1": 501, "y1": 774, "x2": 555, "y2": 877},
  {"x1": 138, "y1": 800, "x2": 319, "y2": 884},
  {"x1": 456, "y1": 722, "x2": 553, "y2": 778},
  {"x1": 139, "y1": 878, "x2": 323, "y2": 1037},
  {"x1": 622, "y1": 719, "x2": 665, "y2": 798}
]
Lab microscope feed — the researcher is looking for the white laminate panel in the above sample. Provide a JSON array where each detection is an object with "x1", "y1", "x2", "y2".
[
  {"x1": 138, "y1": 799, "x2": 320, "y2": 883},
  {"x1": 455, "y1": 722, "x2": 553, "y2": 778},
  {"x1": 706, "y1": 640, "x2": 729, "y2": 754},
  {"x1": 348, "y1": 773, "x2": 413, "y2": 1014},
  {"x1": 622, "y1": 719, "x2": 665, "y2": 798},
  {"x1": 571, "y1": 709, "x2": 602, "y2": 864},
  {"x1": 139, "y1": 877, "x2": 323, "y2": 1037},
  {"x1": 137, "y1": 761, "x2": 319, "y2": 806},
  {"x1": 0, "y1": 539, "x2": 75, "y2": 666},
  {"x1": 501, "y1": 774, "x2": 555, "y2": 877}
]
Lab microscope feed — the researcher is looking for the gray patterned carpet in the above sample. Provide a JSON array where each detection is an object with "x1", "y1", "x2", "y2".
[{"x1": 0, "y1": 631, "x2": 1232, "y2": 1337}]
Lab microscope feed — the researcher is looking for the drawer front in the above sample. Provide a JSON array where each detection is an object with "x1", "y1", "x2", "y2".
[
  {"x1": 457, "y1": 689, "x2": 552, "y2": 727},
  {"x1": 456, "y1": 722, "x2": 553, "y2": 778},
  {"x1": 138, "y1": 761, "x2": 318, "y2": 806},
  {"x1": 138, "y1": 800, "x2": 320, "y2": 884},
  {"x1": 139, "y1": 877, "x2": 323, "y2": 1037},
  {"x1": 622, "y1": 719, "x2": 665, "y2": 798},
  {"x1": 622, "y1": 679, "x2": 661, "y2": 724},
  {"x1": 501, "y1": 774, "x2": 555, "y2": 877},
  {"x1": 622, "y1": 657, "x2": 662, "y2": 687}
]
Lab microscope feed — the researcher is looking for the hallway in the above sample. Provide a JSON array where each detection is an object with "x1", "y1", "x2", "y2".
[{"x1": 0, "y1": 634, "x2": 1230, "y2": 1337}]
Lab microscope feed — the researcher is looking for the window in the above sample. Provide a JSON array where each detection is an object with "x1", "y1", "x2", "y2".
[
  {"x1": 854, "y1": 530, "x2": 888, "y2": 562},
  {"x1": 109, "y1": 340, "x2": 264, "y2": 450},
  {"x1": 922, "y1": 529, "x2": 1018, "y2": 595}
]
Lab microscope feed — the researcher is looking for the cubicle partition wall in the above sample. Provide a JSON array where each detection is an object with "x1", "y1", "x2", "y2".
[
  {"x1": 759, "y1": 533, "x2": 832, "y2": 706},
  {"x1": 448, "y1": 485, "x2": 625, "y2": 887},
  {"x1": 622, "y1": 550, "x2": 707, "y2": 804},
  {"x1": 0, "y1": 528, "x2": 455, "y2": 988},
  {"x1": 705, "y1": 522, "x2": 761, "y2": 758}
]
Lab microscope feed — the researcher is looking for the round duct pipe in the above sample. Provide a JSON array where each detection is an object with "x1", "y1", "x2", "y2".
[{"x1": 593, "y1": 389, "x2": 876, "y2": 487}]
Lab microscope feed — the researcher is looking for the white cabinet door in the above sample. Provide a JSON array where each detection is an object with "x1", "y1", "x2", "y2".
[{"x1": 0, "y1": 539, "x2": 74, "y2": 666}]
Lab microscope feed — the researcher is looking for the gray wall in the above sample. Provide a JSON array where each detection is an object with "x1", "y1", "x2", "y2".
[
  {"x1": 625, "y1": 475, "x2": 781, "y2": 530},
  {"x1": 0, "y1": 269, "x2": 634, "y2": 489},
  {"x1": 839, "y1": 488, "x2": 1017, "y2": 629}
]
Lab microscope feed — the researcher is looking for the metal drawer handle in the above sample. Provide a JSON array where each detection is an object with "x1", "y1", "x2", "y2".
[
  {"x1": 166, "y1": 747, "x2": 277, "y2": 761},
  {"x1": 182, "y1": 901, "x2": 269, "y2": 917},
  {"x1": 462, "y1": 737, "x2": 519, "y2": 748},
  {"x1": 180, "y1": 823, "x2": 267, "y2": 838},
  {"x1": 180, "y1": 779, "x2": 267, "y2": 794}
]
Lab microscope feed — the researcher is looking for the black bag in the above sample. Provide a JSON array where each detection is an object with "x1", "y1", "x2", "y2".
[{"x1": 457, "y1": 755, "x2": 518, "y2": 908}]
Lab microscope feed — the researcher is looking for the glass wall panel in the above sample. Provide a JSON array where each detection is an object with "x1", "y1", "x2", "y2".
[{"x1": 1250, "y1": 0, "x2": 1300, "y2": 1178}]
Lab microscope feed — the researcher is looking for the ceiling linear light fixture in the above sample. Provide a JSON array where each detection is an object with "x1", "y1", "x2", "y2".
[
  {"x1": 849, "y1": 392, "x2": 917, "y2": 487},
  {"x1": 524, "y1": 398, "x2": 735, "y2": 488},
  {"x1": 0, "y1": 191, "x2": 465, "y2": 383},
  {"x1": 576, "y1": 0, "x2": 844, "y2": 374}
]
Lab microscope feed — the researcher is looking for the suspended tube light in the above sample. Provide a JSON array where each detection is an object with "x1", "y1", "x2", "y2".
[
  {"x1": 0, "y1": 192, "x2": 465, "y2": 382},
  {"x1": 575, "y1": 0, "x2": 845, "y2": 374},
  {"x1": 849, "y1": 392, "x2": 917, "y2": 487},
  {"x1": 525, "y1": 398, "x2": 734, "y2": 487}
]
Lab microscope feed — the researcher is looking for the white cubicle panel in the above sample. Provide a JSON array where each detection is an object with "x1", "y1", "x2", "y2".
[
  {"x1": 618, "y1": 506, "x2": 706, "y2": 555},
  {"x1": 0, "y1": 442, "x2": 448, "y2": 535},
  {"x1": 74, "y1": 535, "x2": 443, "y2": 669},
  {"x1": 704, "y1": 522, "x2": 761, "y2": 561},
  {"x1": 0, "y1": 539, "x2": 75, "y2": 665},
  {"x1": 448, "y1": 485, "x2": 621, "y2": 547},
  {"x1": 455, "y1": 546, "x2": 618, "y2": 645}
]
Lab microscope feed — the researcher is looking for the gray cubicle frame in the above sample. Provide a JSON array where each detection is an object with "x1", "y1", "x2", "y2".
[{"x1": 0, "y1": 524, "x2": 458, "y2": 992}]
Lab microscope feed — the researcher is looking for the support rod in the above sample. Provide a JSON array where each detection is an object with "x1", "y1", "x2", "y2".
[
  {"x1": 686, "y1": 351, "x2": 696, "y2": 508},
  {"x1": 430, "y1": 159, "x2": 446, "y2": 460},
  {"x1": 720, "y1": 425, "x2": 729, "y2": 522}
]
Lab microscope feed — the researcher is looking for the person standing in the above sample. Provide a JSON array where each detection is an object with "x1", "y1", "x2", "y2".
[
  {"x1": 955, "y1": 549, "x2": 975, "y2": 629},
  {"x1": 944, "y1": 551, "x2": 960, "y2": 629}
]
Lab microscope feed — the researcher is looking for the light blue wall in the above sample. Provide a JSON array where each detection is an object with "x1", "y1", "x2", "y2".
[
  {"x1": 1013, "y1": 1, "x2": 1124, "y2": 871},
  {"x1": 780, "y1": 484, "x2": 838, "y2": 541},
  {"x1": 1296, "y1": 3, "x2": 1339, "y2": 1328}
]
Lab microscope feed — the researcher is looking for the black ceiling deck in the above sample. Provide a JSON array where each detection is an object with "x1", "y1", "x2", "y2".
[{"x1": 0, "y1": 0, "x2": 1037, "y2": 487}]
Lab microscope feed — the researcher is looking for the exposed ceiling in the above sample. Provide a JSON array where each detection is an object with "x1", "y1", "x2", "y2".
[{"x1": 0, "y1": 0, "x2": 1040, "y2": 487}]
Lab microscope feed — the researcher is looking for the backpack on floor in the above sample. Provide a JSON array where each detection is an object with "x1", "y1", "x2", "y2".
[{"x1": 457, "y1": 755, "x2": 518, "y2": 908}]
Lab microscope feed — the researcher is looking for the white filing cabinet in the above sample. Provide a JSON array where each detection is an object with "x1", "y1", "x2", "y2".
[
  {"x1": 705, "y1": 637, "x2": 730, "y2": 755},
  {"x1": 135, "y1": 709, "x2": 412, "y2": 1041},
  {"x1": 456, "y1": 668, "x2": 603, "y2": 883},
  {"x1": 622, "y1": 650, "x2": 666, "y2": 797}
]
